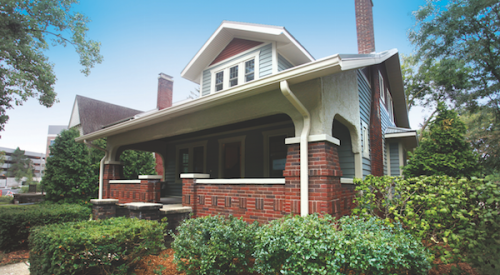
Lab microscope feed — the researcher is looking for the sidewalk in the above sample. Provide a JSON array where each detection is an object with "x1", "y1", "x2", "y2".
[{"x1": 0, "y1": 261, "x2": 30, "y2": 275}]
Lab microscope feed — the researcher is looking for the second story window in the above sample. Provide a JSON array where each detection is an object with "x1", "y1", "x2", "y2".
[
  {"x1": 229, "y1": 66, "x2": 238, "y2": 87},
  {"x1": 245, "y1": 60, "x2": 254, "y2": 82},
  {"x1": 215, "y1": 71, "x2": 224, "y2": 91}
]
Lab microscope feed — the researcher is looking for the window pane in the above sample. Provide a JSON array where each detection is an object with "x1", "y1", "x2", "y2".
[
  {"x1": 215, "y1": 71, "x2": 223, "y2": 91},
  {"x1": 269, "y1": 135, "x2": 288, "y2": 177},
  {"x1": 229, "y1": 66, "x2": 238, "y2": 87},
  {"x1": 245, "y1": 60, "x2": 254, "y2": 82},
  {"x1": 193, "y1": 146, "x2": 204, "y2": 173},
  {"x1": 223, "y1": 142, "x2": 241, "y2": 178},
  {"x1": 178, "y1": 148, "x2": 189, "y2": 174}
]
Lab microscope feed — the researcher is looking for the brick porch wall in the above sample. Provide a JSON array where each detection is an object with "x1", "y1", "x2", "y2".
[{"x1": 109, "y1": 180, "x2": 161, "y2": 204}]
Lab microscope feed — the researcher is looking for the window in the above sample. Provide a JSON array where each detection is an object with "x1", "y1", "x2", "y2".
[
  {"x1": 263, "y1": 128, "x2": 294, "y2": 177},
  {"x1": 362, "y1": 121, "x2": 370, "y2": 159},
  {"x1": 386, "y1": 89, "x2": 394, "y2": 123},
  {"x1": 209, "y1": 50, "x2": 260, "y2": 93},
  {"x1": 379, "y1": 71, "x2": 385, "y2": 103},
  {"x1": 176, "y1": 141, "x2": 207, "y2": 182},
  {"x1": 219, "y1": 136, "x2": 245, "y2": 178}
]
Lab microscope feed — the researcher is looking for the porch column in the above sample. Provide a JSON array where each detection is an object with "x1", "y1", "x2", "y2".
[
  {"x1": 180, "y1": 173, "x2": 210, "y2": 218},
  {"x1": 284, "y1": 141, "x2": 348, "y2": 217},
  {"x1": 103, "y1": 163, "x2": 123, "y2": 199}
]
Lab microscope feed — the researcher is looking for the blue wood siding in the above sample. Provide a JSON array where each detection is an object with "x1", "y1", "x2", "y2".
[
  {"x1": 333, "y1": 120, "x2": 355, "y2": 178},
  {"x1": 201, "y1": 69, "x2": 211, "y2": 96},
  {"x1": 259, "y1": 44, "x2": 272, "y2": 77},
  {"x1": 390, "y1": 143, "x2": 400, "y2": 176},
  {"x1": 358, "y1": 70, "x2": 372, "y2": 178},
  {"x1": 278, "y1": 54, "x2": 293, "y2": 71},
  {"x1": 381, "y1": 103, "x2": 395, "y2": 175}
]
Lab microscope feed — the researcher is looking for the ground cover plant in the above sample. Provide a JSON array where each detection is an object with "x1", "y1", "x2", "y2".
[
  {"x1": 0, "y1": 203, "x2": 91, "y2": 252},
  {"x1": 29, "y1": 217, "x2": 168, "y2": 275},
  {"x1": 353, "y1": 175, "x2": 500, "y2": 274}
]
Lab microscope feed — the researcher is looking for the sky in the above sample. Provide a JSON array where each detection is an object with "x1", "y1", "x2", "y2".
[{"x1": 1, "y1": 0, "x2": 432, "y2": 153}]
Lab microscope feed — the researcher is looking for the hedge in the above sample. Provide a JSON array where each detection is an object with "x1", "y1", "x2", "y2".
[
  {"x1": 0, "y1": 203, "x2": 91, "y2": 251},
  {"x1": 29, "y1": 217, "x2": 168, "y2": 275}
]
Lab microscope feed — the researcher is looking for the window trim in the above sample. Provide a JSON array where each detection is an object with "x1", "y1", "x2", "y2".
[
  {"x1": 386, "y1": 89, "x2": 394, "y2": 123},
  {"x1": 362, "y1": 121, "x2": 370, "y2": 159},
  {"x1": 262, "y1": 128, "x2": 294, "y2": 177},
  {"x1": 379, "y1": 71, "x2": 385, "y2": 103},
  {"x1": 210, "y1": 51, "x2": 260, "y2": 94},
  {"x1": 218, "y1": 136, "x2": 246, "y2": 178},
  {"x1": 175, "y1": 141, "x2": 208, "y2": 183}
]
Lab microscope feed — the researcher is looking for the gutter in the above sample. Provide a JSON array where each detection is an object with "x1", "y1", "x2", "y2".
[
  {"x1": 280, "y1": 80, "x2": 310, "y2": 217},
  {"x1": 84, "y1": 140, "x2": 107, "y2": 200}
]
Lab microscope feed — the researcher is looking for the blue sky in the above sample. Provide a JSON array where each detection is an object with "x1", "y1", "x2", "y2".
[{"x1": 2, "y1": 0, "x2": 431, "y2": 153}]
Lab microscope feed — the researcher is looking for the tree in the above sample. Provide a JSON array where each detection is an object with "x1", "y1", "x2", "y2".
[
  {"x1": 403, "y1": 102, "x2": 481, "y2": 178},
  {"x1": 42, "y1": 128, "x2": 96, "y2": 203},
  {"x1": 0, "y1": 0, "x2": 103, "y2": 131},
  {"x1": 89, "y1": 138, "x2": 156, "y2": 180},
  {"x1": 7, "y1": 147, "x2": 32, "y2": 182},
  {"x1": 409, "y1": 0, "x2": 500, "y2": 114}
]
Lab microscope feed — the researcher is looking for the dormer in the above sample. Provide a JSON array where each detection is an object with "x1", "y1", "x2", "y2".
[{"x1": 181, "y1": 21, "x2": 314, "y2": 96}]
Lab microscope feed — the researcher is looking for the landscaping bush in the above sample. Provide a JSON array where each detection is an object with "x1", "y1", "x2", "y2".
[
  {"x1": 0, "y1": 203, "x2": 91, "y2": 251},
  {"x1": 353, "y1": 175, "x2": 500, "y2": 274},
  {"x1": 29, "y1": 217, "x2": 167, "y2": 275},
  {"x1": 0, "y1": 195, "x2": 13, "y2": 205},
  {"x1": 172, "y1": 215, "x2": 258, "y2": 275},
  {"x1": 253, "y1": 214, "x2": 430, "y2": 275}
]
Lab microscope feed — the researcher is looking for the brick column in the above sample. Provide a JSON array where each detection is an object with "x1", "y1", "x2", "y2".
[
  {"x1": 103, "y1": 163, "x2": 123, "y2": 199},
  {"x1": 181, "y1": 174, "x2": 210, "y2": 218},
  {"x1": 91, "y1": 199, "x2": 119, "y2": 220},
  {"x1": 283, "y1": 141, "x2": 346, "y2": 217},
  {"x1": 370, "y1": 66, "x2": 384, "y2": 176}
]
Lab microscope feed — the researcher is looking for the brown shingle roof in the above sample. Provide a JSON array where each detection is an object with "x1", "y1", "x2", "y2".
[{"x1": 75, "y1": 95, "x2": 143, "y2": 135}]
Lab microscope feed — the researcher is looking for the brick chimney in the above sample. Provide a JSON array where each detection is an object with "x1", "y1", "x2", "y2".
[
  {"x1": 157, "y1": 73, "x2": 173, "y2": 110},
  {"x1": 355, "y1": 0, "x2": 375, "y2": 54}
]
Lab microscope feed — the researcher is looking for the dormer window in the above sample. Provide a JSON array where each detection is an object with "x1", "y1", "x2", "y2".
[{"x1": 209, "y1": 51, "x2": 260, "y2": 93}]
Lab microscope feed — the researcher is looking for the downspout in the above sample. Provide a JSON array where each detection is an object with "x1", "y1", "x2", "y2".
[
  {"x1": 280, "y1": 80, "x2": 311, "y2": 217},
  {"x1": 84, "y1": 140, "x2": 107, "y2": 200}
]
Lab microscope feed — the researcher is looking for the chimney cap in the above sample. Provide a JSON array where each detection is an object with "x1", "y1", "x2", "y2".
[{"x1": 159, "y1": 73, "x2": 173, "y2": 81}]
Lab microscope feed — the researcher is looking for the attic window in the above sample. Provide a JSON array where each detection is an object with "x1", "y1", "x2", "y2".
[
  {"x1": 229, "y1": 66, "x2": 238, "y2": 87},
  {"x1": 209, "y1": 51, "x2": 260, "y2": 94},
  {"x1": 215, "y1": 71, "x2": 224, "y2": 91},
  {"x1": 245, "y1": 60, "x2": 255, "y2": 82}
]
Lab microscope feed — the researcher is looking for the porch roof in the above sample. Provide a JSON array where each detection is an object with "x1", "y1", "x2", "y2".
[{"x1": 76, "y1": 49, "x2": 408, "y2": 143}]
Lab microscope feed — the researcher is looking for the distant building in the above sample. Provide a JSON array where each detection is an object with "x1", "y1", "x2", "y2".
[
  {"x1": 46, "y1": 125, "x2": 67, "y2": 158},
  {"x1": 0, "y1": 147, "x2": 45, "y2": 188}
]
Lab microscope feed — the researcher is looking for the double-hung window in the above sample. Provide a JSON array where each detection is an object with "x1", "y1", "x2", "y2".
[{"x1": 210, "y1": 51, "x2": 260, "y2": 93}]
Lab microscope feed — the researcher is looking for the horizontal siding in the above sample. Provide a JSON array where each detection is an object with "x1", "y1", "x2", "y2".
[
  {"x1": 259, "y1": 44, "x2": 272, "y2": 77},
  {"x1": 390, "y1": 143, "x2": 400, "y2": 176},
  {"x1": 358, "y1": 70, "x2": 372, "y2": 178},
  {"x1": 381, "y1": 103, "x2": 395, "y2": 175},
  {"x1": 201, "y1": 69, "x2": 211, "y2": 96},
  {"x1": 278, "y1": 54, "x2": 293, "y2": 71},
  {"x1": 333, "y1": 120, "x2": 355, "y2": 178}
]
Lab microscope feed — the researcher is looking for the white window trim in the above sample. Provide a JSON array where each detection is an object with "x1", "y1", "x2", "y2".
[
  {"x1": 362, "y1": 121, "x2": 370, "y2": 159},
  {"x1": 386, "y1": 89, "x2": 394, "y2": 123},
  {"x1": 175, "y1": 141, "x2": 208, "y2": 183},
  {"x1": 379, "y1": 71, "x2": 385, "y2": 103},
  {"x1": 210, "y1": 52, "x2": 260, "y2": 94},
  {"x1": 218, "y1": 136, "x2": 246, "y2": 178},
  {"x1": 262, "y1": 128, "x2": 294, "y2": 177}
]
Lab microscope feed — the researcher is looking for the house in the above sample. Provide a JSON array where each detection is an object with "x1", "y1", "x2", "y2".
[{"x1": 79, "y1": 0, "x2": 417, "y2": 223}]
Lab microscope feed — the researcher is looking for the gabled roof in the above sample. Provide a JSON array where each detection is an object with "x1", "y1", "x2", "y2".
[
  {"x1": 68, "y1": 95, "x2": 143, "y2": 135},
  {"x1": 181, "y1": 21, "x2": 315, "y2": 84}
]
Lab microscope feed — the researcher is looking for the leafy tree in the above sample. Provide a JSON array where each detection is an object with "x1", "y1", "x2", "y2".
[
  {"x1": 0, "y1": 0, "x2": 103, "y2": 131},
  {"x1": 7, "y1": 147, "x2": 32, "y2": 182},
  {"x1": 42, "y1": 128, "x2": 96, "y2": 203},
  {"x1": 0, "y1": 150, "x2": 5, "y2": 176},
  {"x1": 409, "y1": 0, "x2": 500, "y2": 114},
  {"x1": 403, "y1": 103, "x2": 481, "y2": 178},
  {"x1": 89, "y1": 138, "x2": 156, "y2": 180}
]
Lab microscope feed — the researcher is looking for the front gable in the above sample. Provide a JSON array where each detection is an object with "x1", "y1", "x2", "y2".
[{"x1": 210, "y1": 38, "x2": 263, "y2": 66}]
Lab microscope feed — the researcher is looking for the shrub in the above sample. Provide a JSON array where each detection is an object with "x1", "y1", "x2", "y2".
[
  {"x1": 172, "y1": 215, "x2": 258, "y2": 275},
  {"x1": 0, "y1": 203, "x2": 91, "y2": 251},
  {"x1": 253, "y1": 214, "x2": 430, "y2": 275},
  {"x1": 29, "y1": 217, "x2": 167, "y2": 275},
  {"x1": 353, "y1": 175, "x2": 500, "y2": 274},
  {"x1": 0, "y1": 195, "x2": 13, "y2": 204}
]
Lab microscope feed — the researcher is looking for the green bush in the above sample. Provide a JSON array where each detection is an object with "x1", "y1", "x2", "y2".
[
  {"x1": 0, "y1": 203, "x2": 91, "y2": 251},
  {"x1": 253, "y1": 214, "x2": 430, "y2": 275},
  {"x1": 0, "y1": 195, "x2": 13, "y2": 204},
  {"x1": 353, "y1": 175, "x2": 500, "y2": 274},
  {"x1": 172, "y1": 215, "x2": 258, "y2": 275},
  {"x1": 29, "y1": 217, "x2": 167, "y2": 275}
]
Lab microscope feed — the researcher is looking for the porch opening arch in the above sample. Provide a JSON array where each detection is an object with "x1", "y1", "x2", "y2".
[{"x1": 332, "y1": 115, "x2": 357, "y2": 179}]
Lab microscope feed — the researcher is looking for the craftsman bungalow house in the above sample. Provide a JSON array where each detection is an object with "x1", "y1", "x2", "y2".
[{"x1": 79, "y1": 0, "x2": 417, "y2": 222}]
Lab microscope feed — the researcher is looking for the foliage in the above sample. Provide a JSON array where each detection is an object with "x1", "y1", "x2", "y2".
[
  {"x1": 409, "y1": 0, "x2": 500, "y2": 113},
  {"x1": 0, "y1": 151, "x2": 5, "y2": 172},
  {"x1": 7, "y1": 147, "x2": 32, "y2": 182},
  {"x1": 90, "y1": 138, "x2": 157, "y2": 180},
  {"x1": 403, "y1": 102, "x2": 481, "y2": 178},
  {"x1": 0, "y1": 203, "x2": 91, "y2": 251},
  {"x1": 19, "y1": 182, "x2": 42, "y2": 193},
  {"x1": 0, "y1": 195, "x2": 13, "y2": 204},
  {"x1": 42, "y1": 128, "x2": 97, "y2": 203},
  {"x1": 29, "y1": 217, "x2": 167, "y2": 275},
  {"x1": 253, "y1": 214, "x2": 431, "y2": 275},
  {"x1": 462, "y1": 107, "x2": 500, "y2": 174},
  {"x1": 0, "y1": 0, "x2": 103, "y2": 131},
  {"x1": 353, "y1": 175, "x2": 500, "y2": 274},
  {"x1": 172, "y1": 215, "x2": 258, "y2": 275}
]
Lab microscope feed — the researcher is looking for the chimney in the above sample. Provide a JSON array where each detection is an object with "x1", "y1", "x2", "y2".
[
  {"x1": 157, "y1": 73, "x2": 173, "y2": 110},
  {"x1": 355, "y1": 0, "x2": 375, "y2": 54}
]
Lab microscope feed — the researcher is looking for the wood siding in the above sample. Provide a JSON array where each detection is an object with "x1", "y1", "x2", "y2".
[
  {"x1": 278, "y1": 54, "x2": 293, "y2": 71},
  {"x1": 210, "y1": 38, "x2": 263, "y2": 66},
  {"x1": 358, "y1": 70, "x2": 372, "y2": 178},
  {"x1": 259, "y1": 44, "x2": 273, "y2": 77}
]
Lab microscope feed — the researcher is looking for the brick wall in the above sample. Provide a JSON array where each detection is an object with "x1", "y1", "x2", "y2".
[
  {"x1": 370, "y1": 66, "x2": 384, "y2": 176},
  {"x1": 109, "y1": 180, "x2": 161, "y2": 204},
  {"x1": 355, "y1": 0, "x2": 375, "y2": 54},
  {"x1": 103, "y1": 164, "x2": 123, "y2": 199}
]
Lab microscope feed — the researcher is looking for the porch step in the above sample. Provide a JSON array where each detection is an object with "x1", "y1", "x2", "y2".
[{"x1": 160, "y1": 204, "x2": 192, "y2": 214}]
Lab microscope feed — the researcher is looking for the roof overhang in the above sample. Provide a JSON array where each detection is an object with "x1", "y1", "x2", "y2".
[
  {"x1": 181, "y1": 21, "x2": 315, "y2": 84},
  {"x1": 385, "y1": 127, "x2": 418, "y2": 149},
  {"x1": 77, "y1": 50, "x2": 406, "y2": 143}
]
